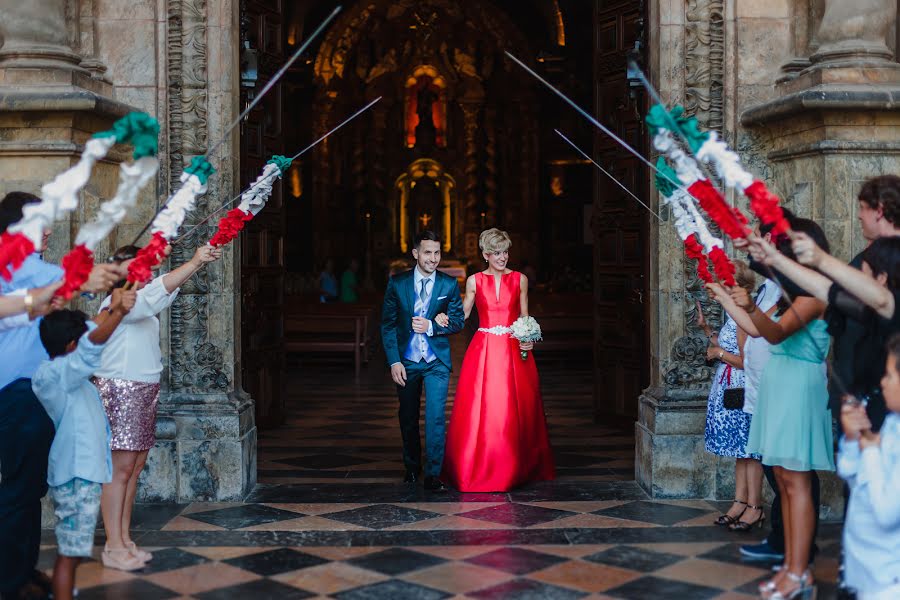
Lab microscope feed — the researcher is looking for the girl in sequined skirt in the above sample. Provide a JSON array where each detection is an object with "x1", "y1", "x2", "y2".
[{"x1": 95, "y1": 244, "x2": 221, "y2": 571}]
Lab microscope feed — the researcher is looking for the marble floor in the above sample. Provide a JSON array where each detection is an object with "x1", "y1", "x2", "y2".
[{"x1": 38, "y1": 338, "x2": 841, "y2": 599}]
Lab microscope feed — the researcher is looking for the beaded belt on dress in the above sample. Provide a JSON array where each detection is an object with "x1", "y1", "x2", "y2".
[{"x1": 478, "y1": 325, "x2": 512, "y2": 335}]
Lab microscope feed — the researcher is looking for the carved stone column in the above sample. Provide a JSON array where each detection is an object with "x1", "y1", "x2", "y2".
[
  {"x1": 813, "y1": 0, "x2": 896, "y2": 65},
  {"x1": 0, "y1": 1, "x2": 86, "y2": 72},
  {"x1": 0, "y1": 0, "x2": 130, "y2": 250},
  {"x1": 637, "y1": 0, "x2": 733, "y2": 500},
  {"x1": 136, "y1": 0, "x2": 254, "y2": 503},
  {"x1": 743, "y1": 0, "x2": 900, "y2": 261}
]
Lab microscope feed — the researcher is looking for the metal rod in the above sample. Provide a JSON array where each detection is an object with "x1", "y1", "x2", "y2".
[
  {"x1": 555, "y1": 129, "x2": 662, "y2": 221},
  {"x1": 505, "y1": 51, "x2": 698, "y2": 202},
  {"x1": 129, "y1": 6, "x2": 342, "y2": 245},
  {"x1": 206, "y1": 6, "x2": 342, "y2": 159},
  {"x1": 173, "y1": 96, "x2": 382, "y2": 245}
]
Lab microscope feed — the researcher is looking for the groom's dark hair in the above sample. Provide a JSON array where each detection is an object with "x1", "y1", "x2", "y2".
[{"x1": 412, "y1": 229, "x2": 441, "y2": 250}]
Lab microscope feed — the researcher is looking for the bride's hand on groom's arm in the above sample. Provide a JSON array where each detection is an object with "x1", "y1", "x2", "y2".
[{"x1": 434, "y1": 313, "x2": 449, "y2": 328}]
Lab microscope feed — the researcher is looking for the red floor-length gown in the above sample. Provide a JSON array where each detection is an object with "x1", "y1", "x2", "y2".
[{"x1": 442, "y1": 271, "x2": 555, "y2": 492}]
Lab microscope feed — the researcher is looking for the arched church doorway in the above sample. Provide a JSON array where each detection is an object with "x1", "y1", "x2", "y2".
[{"x1": 238, "y1": 0, "x2": 649, "y2": 480}]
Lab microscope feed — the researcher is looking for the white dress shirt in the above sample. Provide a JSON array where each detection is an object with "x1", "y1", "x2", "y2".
[
  {"x1": 742, "y1": 279, "x2": 781, "y2": 415},
  {"x1": 838, "y1": 413, "x2": 900, "y2": 597},
  {"x1": 413, "y1": 267, "x2": 435, "y2": 338},
  {"x1": 94, "y1": 275, "x2": 179, "y2": 383},
  {"x1": 0, "y1": 289, "x2": 30, "y2": 332}
]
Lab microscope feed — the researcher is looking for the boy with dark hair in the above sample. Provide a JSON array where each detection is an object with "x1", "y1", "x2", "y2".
[{"x1": 33, "y1": 288, "x2": 137, "y2": 600}]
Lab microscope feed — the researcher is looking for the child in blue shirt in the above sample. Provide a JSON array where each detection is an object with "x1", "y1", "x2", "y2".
[
  {"x1": 32, "y1": 288, "x2": 136, "y2": 600},
  {"x1": 839, "y1": 333, "x2": 900, "y2": 599}
]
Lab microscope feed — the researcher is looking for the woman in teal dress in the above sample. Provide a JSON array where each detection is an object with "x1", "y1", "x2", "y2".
[{"x1": 731, "y1": 217, "x2": 834, "y2": 600}]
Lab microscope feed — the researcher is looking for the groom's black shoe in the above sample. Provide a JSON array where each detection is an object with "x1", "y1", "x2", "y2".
[
  {"x1": 424, "y1": 477, "x2": 449, "y2": 492},
  {"x1": 403, "y1": 470, "x2": 419, "y2": 483}
]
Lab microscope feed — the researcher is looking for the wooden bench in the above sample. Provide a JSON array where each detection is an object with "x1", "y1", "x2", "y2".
[
  {"x1": 284, "y1": 314, "x2": 366, "y2": 376},
  {"x1": 284, "y1": 299, "x2": 379, "y2": 361}
]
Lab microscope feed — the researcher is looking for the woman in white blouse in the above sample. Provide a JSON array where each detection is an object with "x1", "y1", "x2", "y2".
[{"x1": 97, "y1": 243, "x2": 221, "y2": 571}]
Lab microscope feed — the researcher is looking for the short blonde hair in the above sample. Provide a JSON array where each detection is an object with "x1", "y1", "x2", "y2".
[
  {"x1": 479, "y1": 228, "x2": 511, "y2": 254},
  {"x1": 734, "y1": 259, "x2": 756, "y2": 294}
]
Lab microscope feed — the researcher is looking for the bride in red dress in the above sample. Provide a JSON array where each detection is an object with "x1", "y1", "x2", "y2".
[{"x1": 437, "y1": 228, "x2": 555, "y2": 492}]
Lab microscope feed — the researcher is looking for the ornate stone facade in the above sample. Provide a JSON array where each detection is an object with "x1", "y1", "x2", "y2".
[
  {"x1": 3, "y1": 0, "x2": 898, "y2": 511},
  {"x1": 0, "y1": 0, "x2": 251, "y2": 506}
]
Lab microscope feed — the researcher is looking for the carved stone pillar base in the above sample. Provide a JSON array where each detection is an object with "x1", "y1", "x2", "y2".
[
  {"x1": 636, "y1": 387, "x2": 732, "y2": 499},
  {"x1": 138, "y1": 393, "x2": 257, "y2": 502}
]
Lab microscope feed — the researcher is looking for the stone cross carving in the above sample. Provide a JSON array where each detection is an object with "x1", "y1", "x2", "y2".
[{"x1": 815, "y1": 0, "x2": 896, "y2": 63}]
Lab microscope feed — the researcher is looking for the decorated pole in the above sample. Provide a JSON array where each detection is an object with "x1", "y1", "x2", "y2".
[
  {"x1": 54, "y1": 113, "x2": 161, "y2": 298},
  {"x1": 128, "y1": 6, "x2": 343, "y2": 247},
  {"x1": 654, "y1": 158, "x2": 737, "y2": 285},
  {"x1": 0, "y1": 112, "x2": 160, "y2": 282},
  {"x1": 0, "y1": 121, "x2": 121, "y2": 279},
  {"x1": 208, "y1": 155, "x2": 292, "y2": 247},
  {"x1": 555, "y1": 129, "x2": 662, "y2": 221},
  {"x1": 177, "y1": 97, "x2": 383, "y2": 246},
  {"x1": 646, "y1": 106, "x2": 749, "y2": 243},
  {"x1": 126, "y1": 156, "x2": 215, "y2": 284}
]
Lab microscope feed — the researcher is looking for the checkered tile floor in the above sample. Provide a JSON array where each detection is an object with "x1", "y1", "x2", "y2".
[{"x1": 39, "y1": 336, "x2": 841, "y2": 598}]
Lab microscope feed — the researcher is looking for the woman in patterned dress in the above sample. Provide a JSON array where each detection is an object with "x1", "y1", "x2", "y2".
[{"x1": 699, "y1": 261, "x2": 765, "y2": 530}]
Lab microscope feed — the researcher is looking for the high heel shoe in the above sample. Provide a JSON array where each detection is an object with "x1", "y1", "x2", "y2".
[
  {"x1": 730, "y1": 504, "x2": 766, "y2": 532},
  {"x1": 715, "y1": 499, "x2": 747, "y2": 526},
  {"x1": 101, "y1": 545, "x2": 146, "y2": 571},
  {"x1": 765, "y1": 570, "x2": 816, "y2": 600},
  {"x1": 126, "y1": 540, "x2": 153, "y2": 562}
]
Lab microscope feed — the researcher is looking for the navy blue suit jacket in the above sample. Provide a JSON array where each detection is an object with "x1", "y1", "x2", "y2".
[{"x1": 381, "y1": 269, "x2": 465, "y2": 370}]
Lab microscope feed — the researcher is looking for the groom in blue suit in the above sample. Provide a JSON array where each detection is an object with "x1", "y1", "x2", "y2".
[{"x1": 381, "y1": 230, "x2": 465, "y2": 491}]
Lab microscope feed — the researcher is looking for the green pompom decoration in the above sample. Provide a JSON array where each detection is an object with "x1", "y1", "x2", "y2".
[
  {"x1": 654, "y1": 157, "x2": 680, "y2": 198},
  {"x1": 184, "y1": 156, "x2": 216, "y2": 184},
  {"x1": 645, "y1": 104, "x2": 709, "y2": 153},
  {"x1": 92, "y1": 112, "x2": 160, "y2": 160},
  {"x1": 267, "y1": 154, "x2": 293, "y2": 175}
]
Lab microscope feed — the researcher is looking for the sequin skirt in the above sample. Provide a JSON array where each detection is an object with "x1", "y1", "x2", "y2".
[{"x1": 93, "y1": 377, "x2": 160, "y2": 451}]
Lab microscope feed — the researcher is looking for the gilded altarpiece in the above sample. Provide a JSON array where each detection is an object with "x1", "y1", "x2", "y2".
[{"x1": 309, "y1": 0, "x2": 541, "y2": 270}]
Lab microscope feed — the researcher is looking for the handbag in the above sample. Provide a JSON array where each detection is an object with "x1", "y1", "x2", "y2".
[
  {"x1": 719, "y1": 364, "x2": 745, "y2": 410},
  {"x1": 723, "y1": 387, "x2": 745, "y2": 410}
]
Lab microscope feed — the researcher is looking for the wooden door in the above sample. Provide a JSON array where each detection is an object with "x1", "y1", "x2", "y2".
[
  {"x1": 240, "y1": 0, "x2": 286, "y2": 429},
  {"x1": 592, "y1": 0, "x2": 648, "y2": 419}
]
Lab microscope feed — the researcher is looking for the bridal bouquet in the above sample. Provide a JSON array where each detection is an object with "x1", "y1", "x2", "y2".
[{"x1": 510, "y1": 316, "x2": 542, "y2": 361}]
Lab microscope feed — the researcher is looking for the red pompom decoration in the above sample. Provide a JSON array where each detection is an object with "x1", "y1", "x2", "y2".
[
  {"x1": 57, "y1": 244, "x2": 95, "y2": 299},
  {"x1": 209, "y1": 208, "x2": 253, "y2": 248},
  {"x1": 687, "y1": 179, "x2": 749, "y2": 240},
  {"x1": 0, "y1": 231, "x2": 36, "y2": 281},
  {"x1": 709, "y1": 246, "x2": 737, "y2": 286},
  {"x1": 684, "y1": 234, "x2": 713, "y2": 283},
  {"x1": 745, "y1": 180, "x2": 790, "y2": 238},
  {"x1": 127, "y1": 231, "x2": 169, "y2": 284}
]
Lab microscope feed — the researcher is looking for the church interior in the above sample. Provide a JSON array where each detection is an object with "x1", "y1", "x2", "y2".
[{"x1": 240, "y1": 0, "x2": 650, "y2": 432}]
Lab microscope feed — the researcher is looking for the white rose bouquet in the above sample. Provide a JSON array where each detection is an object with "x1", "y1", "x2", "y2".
[{"x1": 510, "y1": 316, "x2": 542, "y2": 361}]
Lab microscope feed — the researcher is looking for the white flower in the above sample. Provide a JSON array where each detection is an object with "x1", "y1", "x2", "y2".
[{"x1": 510, "y1": 316, "x2": 542, "y2": 343}]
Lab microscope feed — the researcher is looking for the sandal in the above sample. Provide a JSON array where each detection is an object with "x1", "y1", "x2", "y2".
[
  {"x1": 730, "y1": 504, "x2": 766, "y2": 532},
  {"x1": 766, "y1": 569, "x2": 816, "y2": 600},
  {"x1": 715, "y1": 499, "x2": 747, "y2": 526},
  {"x1": 101, "y1": 546, "x2": 145, "y2": 571},
  {"x1": 126, "y1": 540, "x2": 153, "y2": 562}
]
